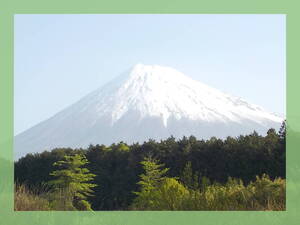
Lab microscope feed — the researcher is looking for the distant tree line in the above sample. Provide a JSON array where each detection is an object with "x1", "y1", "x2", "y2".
[{"x1": 15, "y1": 122, "x2": 286, "y2": 210}]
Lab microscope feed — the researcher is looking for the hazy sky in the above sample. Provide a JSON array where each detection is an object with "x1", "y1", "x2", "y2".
[{"x1": 14, "y1": 14, "x2": 286, "y2": 135}]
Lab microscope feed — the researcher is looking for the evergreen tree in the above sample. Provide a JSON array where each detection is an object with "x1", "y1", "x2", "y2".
[
  {"x1": 181, "y1": 161, "x2": 199, "y2": 190},
  {"x1": 279, "y1": 120, "x2": 286, "y2": 145},
  {"x1": 48, "y1": 154, "x2": 97, "y2": 210},
  {"x1": 131, "y1": 157, "x2": 169, "y2": 209},
  {"x1": 136, "y1": 156, "x2": 169, "y2": 192}
]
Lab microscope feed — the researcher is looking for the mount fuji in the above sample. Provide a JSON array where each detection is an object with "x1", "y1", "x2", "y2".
[{"x1": 15, "y1": 64, "x2": 283, "y2": 158}]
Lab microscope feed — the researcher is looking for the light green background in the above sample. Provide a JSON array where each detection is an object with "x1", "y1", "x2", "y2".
[{"x1": 0, "y1": 0, "x2": 299, "y2": 224}]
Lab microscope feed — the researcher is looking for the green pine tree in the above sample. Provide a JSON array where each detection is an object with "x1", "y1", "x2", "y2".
[
  {"x1": 48, "y1": 154, "x2": 97, "y2": 210},
  {"x1": 279, "y1": 120, "x2": 286, "y2": 144},
  {"x1": 181, "y1": 161, "x2": 199, "y2": 190},
  {"x1": 137, "y1": 156, "x2": 169, "y2": 192},
  {"x1": 131, "y1": 156, "x2": 169, "y2": 209}
]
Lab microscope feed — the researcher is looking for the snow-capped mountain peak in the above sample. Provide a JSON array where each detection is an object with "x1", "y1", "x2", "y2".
[
  {"x1": 15, "y1": 64, "x2": 283, "y2": 158},
  {"x1": 91, "y1": 64, "x2": 281, "y2": 127}
]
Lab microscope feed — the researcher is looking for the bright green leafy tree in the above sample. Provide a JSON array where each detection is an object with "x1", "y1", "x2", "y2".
[
  {"x1": 137, "y1": 156, "x2": 169, "y2": 191},
  {"x1": 151, "y1": 178, "x2": 189, "y2": 210},
  {"x1": 49, "y1": 154, "x2": 97, "y2": 210},
  {"x1": 132, "y1": 156, "x2": 169, "y2": 209}
]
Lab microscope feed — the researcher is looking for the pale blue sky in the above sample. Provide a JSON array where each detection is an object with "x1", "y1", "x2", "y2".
[{"x1": 14, "y1": 14, "x2": 286, "y2": 135}]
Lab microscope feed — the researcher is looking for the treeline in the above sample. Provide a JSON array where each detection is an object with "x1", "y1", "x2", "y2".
[
  {"x1": 131, "y1": 157, "x2": 285, "y2": 210},
  {"x1": 15, "y1": 123, "x2": 286, "y2": 210}
]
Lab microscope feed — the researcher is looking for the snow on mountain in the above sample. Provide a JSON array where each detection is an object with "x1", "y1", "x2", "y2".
[{"x1": 15, "y1": 64, "x2": 283, "y2": 159}]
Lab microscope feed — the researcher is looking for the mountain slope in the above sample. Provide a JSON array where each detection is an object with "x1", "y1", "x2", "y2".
[{"x1": 15, "y1": 64, "x2": 283, "y2": 158}]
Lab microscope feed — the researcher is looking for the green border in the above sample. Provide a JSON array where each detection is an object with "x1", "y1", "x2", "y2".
[{"x1": 1, "y1": 1, "x2": 299, "y2": 224}]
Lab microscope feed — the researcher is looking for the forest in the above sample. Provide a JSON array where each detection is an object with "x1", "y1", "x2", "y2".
[{"x1": 14, "y1": 122, "x2": 286, "y2": 211}]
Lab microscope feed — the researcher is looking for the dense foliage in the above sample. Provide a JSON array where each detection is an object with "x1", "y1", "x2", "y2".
[
  {"x1": 48, "y1": 154, "x2": 97, "y2": 210},
  {"x1": 15, "y1": 123, "x2": 286, "y2": 210},
  {"x1": 131, "y1": 158, "x2": 285, "y2": 210}
]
